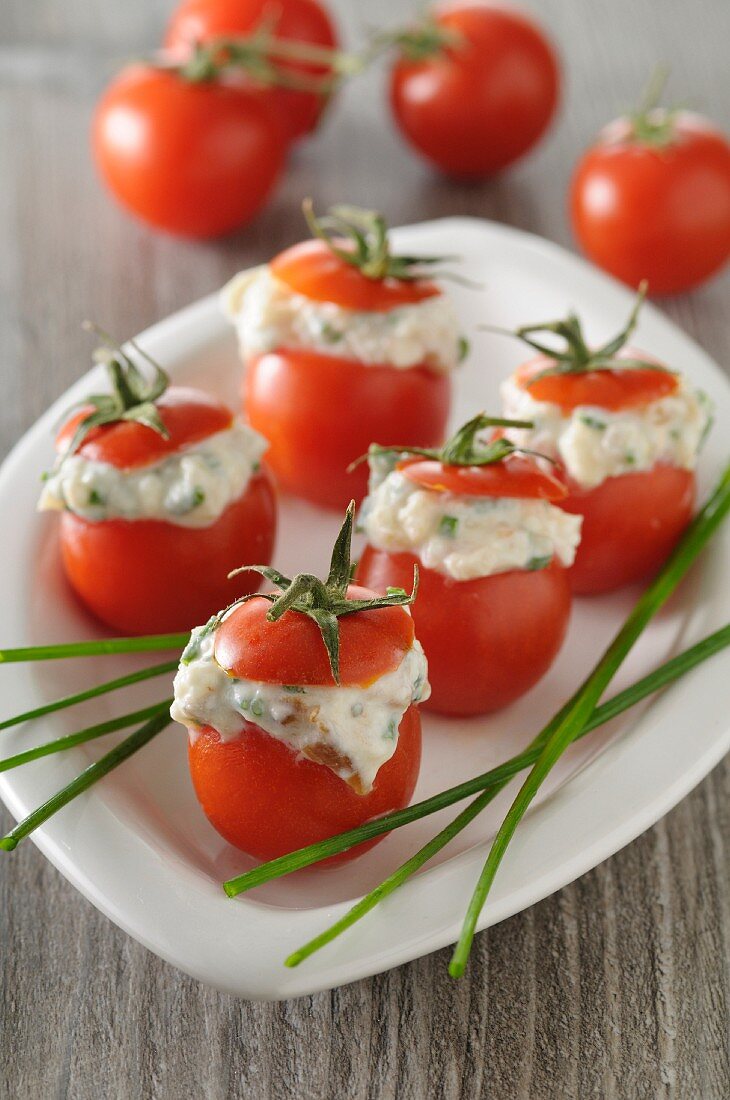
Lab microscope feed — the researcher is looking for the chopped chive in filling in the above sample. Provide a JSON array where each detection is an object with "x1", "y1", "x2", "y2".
[
  {"x1": 439, "y1": 515, "x2": 459, "y2": 538},
  {"x1": 624, "y1": 452, "x2": 636, "y2": 466},
  {"x1": 579, "y1": 414, "x2": 606, "y2": 430},
  {"x1": 283, "y1": 685, "x2": 306, "y2": 694},
  {"x1": 526, "y1": 554, "x2": 552, "y2": 571},
  {"x1": 351, "y1": 702, "x2": 364, "y2": 717},
  {"x1": 319, "y1": 322, "x2": 344, "y2": 344},
  {"x1": 384, "y1": 719, "x2": 398, "y2": 740},
  {"x1": 88, "y1": 488, "x2": 105, "y2": 506},
  {"x1": 458, "y1": 336, "x2": 470, "y2": 362},
  {"x1": 251, "y1": 698, "x2": 264, "y2": 717}
]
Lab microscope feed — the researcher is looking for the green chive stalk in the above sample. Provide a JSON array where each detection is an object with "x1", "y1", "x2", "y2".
[
  {"x1": 0, "y1": 659, "x2": 178, "y2": 732},
  {"x1": 449, "y1": 461, "x2": 730, "y2": 977},
  {"x1": 0, "y1": 700, "x2": 173, "y2": 773},
  {"x1": 224, "y1": 620, "x2": 730, "y2": 901},
  {"x1": 0, "y1": 635, "x2": 189, "y2": 663},
  {"x1": 286, "y1": 621, "x2": 730, "y2": 966},
  {"x1": 0, "y1": 705, "x2": 173, "y2": 850}
]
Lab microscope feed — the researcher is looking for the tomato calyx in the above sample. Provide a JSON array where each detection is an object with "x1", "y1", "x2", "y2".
[
  {"x1": 352, "y1": 411, "x2": 548, "y2": 473},
  {"x1": 184, "y1": 502, "x2": 418, "y2": 684},
  {"x1": 486, "y1": 282, "x2": 672, "y2": 386},
  {"x1": 302, "y1": 199, "x2": 463, "y2": 284},
  {"x1": 55, "y1": 323, "x2": 170, "y2": 460},
  {"x1": 625, "y1": 66, "x2": 681, "y2": 149}
]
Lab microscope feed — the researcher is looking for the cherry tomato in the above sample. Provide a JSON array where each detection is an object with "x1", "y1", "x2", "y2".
[
  {"x1": 358, "y1": 548, "x2": 571, "y2": 715},
  {"x1": 570, "y1": 112, "x2": 730, "y2": 294},
  {"x1": 56, "y1": 388, "x2": 277, "y2": 634},
  {"x1": 93, "y1": 65, "x2": 285, "y2": 238},
  {"x1": 271, "y1": 239, "x2": 440, "y2": 309},
  {"x1": 188, "y1": 586, "x2": 421, "y2": 861},
  {"x1": 390, "y1": 3, "x2": 560, "y2": 178},
  {"x1": 244, "y1": 349, "x2": 451, "y2": 509},
  {"x1": 560, "y1": 465, "x2": 695, "y2": 595},
  {"x1": 398, "y1": 454, "x2": 567, "y2": 499},
  {"x1": 165, "y1": 0, "x2": 339, "y2": 142},
  {"x1": 515, "y1": 353, "x2": 678, "y2": 412},
  {"x1": 188, "y1": 707, "x2": 421, "y2": 862}
]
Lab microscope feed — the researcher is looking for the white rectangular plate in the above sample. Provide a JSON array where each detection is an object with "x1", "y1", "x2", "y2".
[{"x1": 0, "y1": 218, "x2": 728, "y2": 1000}]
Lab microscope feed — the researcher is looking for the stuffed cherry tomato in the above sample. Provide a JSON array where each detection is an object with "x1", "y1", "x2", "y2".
[
  {"x1": 39, "y1": 333, "x2": 277, "y2": 634},
  {"x1": 222, "y1": 202, "x2": 465, "y2": 509},
  {"x1": 164, "y1": 0, "x2": 340, "y2": 143},
  {"x1": 356, "y1": 416, "x2": 580, "y2": 716},
  {"x1": 499, "y1": 292, "x2": 712, "y2": 594},
  {"x1": 171, "y1": 506, "x2": 427, "y2": 862}
]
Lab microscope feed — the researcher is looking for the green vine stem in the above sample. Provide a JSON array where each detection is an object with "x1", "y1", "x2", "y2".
[
  {"x1": 223, "y1": 619, "x2": 730, "y2": 900},
  {"x1": 627, "y1": 65, "x2": 679, "y2": 147},
  {"x1": 482, "y1": 282, "x2": 670, "y2": 382},
  {"x1": 0, "y1": 705, "x2": 173, "y2": 850},
  {"x1": 448, "y1": 460, "x2": 730, "y2": 977}
]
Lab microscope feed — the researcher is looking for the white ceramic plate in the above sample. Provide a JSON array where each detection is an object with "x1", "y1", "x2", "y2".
[{"x1": 0, "y1": 218, "x2": 728, "y2": 1000}]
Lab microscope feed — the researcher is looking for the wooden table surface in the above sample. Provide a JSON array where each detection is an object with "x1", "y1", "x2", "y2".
[{"x1": 2, "y1": 1, "x2": 729, "y2": 1096}]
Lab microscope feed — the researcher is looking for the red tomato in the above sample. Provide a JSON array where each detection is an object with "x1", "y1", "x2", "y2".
[
  {"x1": 570, "y1": 112, "x2": 730, "y2": 294},
  {"x1": 93, "y1": 65, "x2": 285, "y2": 238},
  {"x1": 55, "y1": 388, "x2": 277, "y2": 633},
  {"x1": 214, "y1": 585, "x2": 415, "y2": 687},
  {"x1": 188, "y1": 585, "x2": 422, "y2": 861},
  {"x1": 398, "y1": 454, "x2": 567, "y2": 499},
  {"x1": 188, "y1": 707, "x2": 421, "y2": 862},
  {"x1": 271, "y1": 239, "x2": 440, "y2": 309},
  {"x1": 560, "y1": 465, "x2": 696, "y2": 595},
  {"x1": 358, "y1": 548, "x2": 571, "y2": 715},
  {"x1": 515, "y1": 352, "x2": 678, "y2": 413},
  {"x1": 164, "y1": 0, "x2": 339, "y2": 141},
  {"x1": 60, "y1": 469, "x2": 276, "y2": 634},
  {"x1": 390, "y1": 3, "x2": 560, "y2": 177},
  {"x1": 244, "y1": 349, "x2": 451, "y2": 508}
]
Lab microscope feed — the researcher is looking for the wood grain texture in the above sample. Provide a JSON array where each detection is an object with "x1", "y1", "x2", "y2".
[{"x1": 1, "y1": 1, "x2": 728, "y2": 1097}]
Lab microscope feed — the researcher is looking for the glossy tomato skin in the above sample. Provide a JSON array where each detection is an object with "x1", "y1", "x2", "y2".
[
  {"x1": 93, "y1": 65, "x2": 285, "y2": 238},
  {"x1": 59, "y1": 467, "x2": 277, "y2": 634},
  {"x1": 390, "y1": 3, "x2": 560, "y2": 178},
  {"x1": 244, "y1": 349, "x2": 451, "y2": 509},
  {"x1": 358, "y1": 547, "x2": 571, "y2": 715},
  {"x1": 570, "y1": 113, "x2": 730, "y2": 294},
  {"x1": 188, "y1": 705, "x2": 421, "y2": 863},
  {"x1": 164, "y1": 0, "x2": 339, "y2": 142},
  {"x1": 560, "y1": 465, "x2": 695, "y2": 595}
]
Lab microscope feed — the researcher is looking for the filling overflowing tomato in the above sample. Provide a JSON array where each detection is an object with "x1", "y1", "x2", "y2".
[
  {"x1": 221, "y1": 203, "x2": 466, "y2": 508},
  {"x1": 495, "y1": 295, "x2": 712, "y2": 593},
  {"x1": 40, "y1": 334, "x2": 277, "y2": 633},
  {"x1": 171, "y1": 506, "x2": 427, "y2": 862},
  {"x1": 356, "y1": 415, "x2": 579, "y2": 715}
]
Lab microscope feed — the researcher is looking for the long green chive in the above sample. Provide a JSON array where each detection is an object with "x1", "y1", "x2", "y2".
[
  {"x1": 0, "y1": 634, "x2": 189, "y2": 663},
  {"x1": 286, "y1": 622, "x2": 730, "y2": 966},
  {"x1": 0, "y1": 700, "x2": 173, "y2": 773},
  {"x1": 449, "y1": 462, "x2": 730, "y2": 977},
  {"x1": 0, "y1": 659, "x2": 178, "y2": 732},
  {"x1": 0, "y1": 705, "x2": 173, "y2": 850},
  {"x1": 224, "y1": 621, "x2": 730, "y2": 900}
]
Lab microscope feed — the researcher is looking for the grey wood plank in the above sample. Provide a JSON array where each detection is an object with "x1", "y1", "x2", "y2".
[{"x1": 1, "y1": 1, "x2": 729, "y2": 1098}]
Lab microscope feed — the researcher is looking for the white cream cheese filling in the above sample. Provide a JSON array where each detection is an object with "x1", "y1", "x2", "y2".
[
  {"x1": 501, "y1": 374, "x2": 713, "y2": 490},
  {"x1": 221, "y1": 266, "x2": 463, "y2": 372},
  {"x1": 361, "y1": 468, "x2": 582, "y2": 580},
  {"x1": 38, "y1": 422, "x2": 268, "y2": 528},
  {"x1": 170, "y1": 624, "x2": 430, "y2": 793}
]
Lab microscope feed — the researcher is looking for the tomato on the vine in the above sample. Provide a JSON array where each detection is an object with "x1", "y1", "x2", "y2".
[
  {"x1": 93, "y1": 65, "x2": 285, "y2": 238},
  {"x1": 389, "y1": 3, "x2": 560, "y2": 177},
  {"x1": 165, "y1": 0, "x2": 340, "y2": 142},
  {"x1": 570, "y1": 109, "x2": 730, "y2": 294}
]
